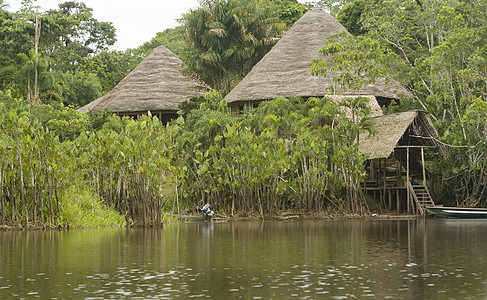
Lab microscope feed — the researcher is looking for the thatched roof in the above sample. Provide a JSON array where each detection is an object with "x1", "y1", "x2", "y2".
[
  {"x1": 225, "y1": 8, "x2": 407, "y2": 104},
  {"x1": 359, "y1": 111, "x2": 444, "y2": 160},
  {"x1": 77, "y1": 97, "x2": 102, "y2": 113},
  {"x1": 331, "y1": 95, "x2": 383, "y2": 117},
  {"x1": 79, "y1": 46, "x2": 208, "y2": 114}
]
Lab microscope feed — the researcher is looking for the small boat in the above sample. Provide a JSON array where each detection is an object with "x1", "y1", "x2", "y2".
[
  {"x1": 172, "y1": 214, "x2": 209, "y2": 222},
  {"x1": 426, "y1": 206, "x2": 487, "y2": 218},
  {"x1": 172, "y1": 204, "x2": 228, "y2": 222}
]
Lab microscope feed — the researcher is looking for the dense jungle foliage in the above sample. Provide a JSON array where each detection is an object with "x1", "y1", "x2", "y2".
[
  {"x1": 0, "y1": 0, "x2": 305, "y2": 104},
  {"x1": 0, "y1": 0, "x2": 487, "y2": 226},
  {"x1": 334, "y1": 0, "x2": 487, "y2": 206},
  {"x1": 0, "y1": 90, "x2": 371, "y2": 227}
]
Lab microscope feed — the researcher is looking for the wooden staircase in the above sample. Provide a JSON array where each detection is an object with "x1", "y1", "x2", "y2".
[{"x1": 407, "y1": 182, "x2": 435, "y2": 216}]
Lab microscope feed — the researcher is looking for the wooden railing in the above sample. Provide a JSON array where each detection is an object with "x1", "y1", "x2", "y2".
[{"x1": 407, "y1": 182, "x2": 435, "y2": 216}]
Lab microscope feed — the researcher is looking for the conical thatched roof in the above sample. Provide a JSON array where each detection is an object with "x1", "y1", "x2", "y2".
[
  {"x1": 79, "y1": 46, "x2": 208, "y2": 114},
  {"x1": 77, "y1": 97, "x2": 102, "y2": 113},
  {"x1": 225, "y1": 8, "x2": 407, "y2": 104},
  {"x1": 359, "y1": 111, "x2": 444, "y2": 160}
]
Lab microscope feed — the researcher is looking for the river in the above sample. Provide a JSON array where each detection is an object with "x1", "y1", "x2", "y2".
[{"x1": 1, "y1": 219, "x2": 487, "y2": 299}]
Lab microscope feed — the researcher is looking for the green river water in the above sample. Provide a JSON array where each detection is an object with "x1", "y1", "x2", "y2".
[{"x1": 1, "y1": 219, "x2": 487, "y2": 299}]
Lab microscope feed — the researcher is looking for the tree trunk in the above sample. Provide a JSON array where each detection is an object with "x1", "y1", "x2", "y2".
[{"x1": 33, "y1": 13, "x2": 42, "y2": 105}]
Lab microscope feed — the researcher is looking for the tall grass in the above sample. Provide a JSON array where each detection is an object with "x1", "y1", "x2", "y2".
[{"x1": 59, "y1": 185, "x2": 125, "y2": 228}]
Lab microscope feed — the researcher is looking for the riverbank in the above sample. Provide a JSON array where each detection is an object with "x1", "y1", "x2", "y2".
[
  {"x1": 0, "y1": 210, "x2": 428, "y2": 231},
  {"x1": 1, "y1": 211, "x2": 424, "y2": 231}
]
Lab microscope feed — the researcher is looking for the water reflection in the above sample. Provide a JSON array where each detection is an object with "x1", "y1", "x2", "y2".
[{"x1": 1, "y1": 219, "x2": 487, "y2": 299}]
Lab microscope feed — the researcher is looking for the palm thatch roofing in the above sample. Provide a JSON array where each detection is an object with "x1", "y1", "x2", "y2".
[
  {"x1": 79, "y1": 46, "x2": 208, "y2": 114},
  {"x1": 359, "y1": 110, "x2": 445, "y2": 160},
  {"x1": 77, "y1": 97, "x2": 102, "y2": 113},
  {"x1": 331, "y1": 95, "x2": 383, "y2": 117},
  {"x1": 225, "y1": 8, "x2": 407, "y2": 104}
]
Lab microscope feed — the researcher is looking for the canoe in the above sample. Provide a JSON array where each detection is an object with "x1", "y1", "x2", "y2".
[
  {"x1": 171, "y1": 214, "x2": 228, "y2": 222},
  {"x1": 172, "y1": 214, "x2": 209, "y2": 222},
  {"x1": 426, "y1": 206, "x2": 487, "y2": 218}
]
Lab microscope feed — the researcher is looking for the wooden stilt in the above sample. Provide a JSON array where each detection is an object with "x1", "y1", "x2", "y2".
[
  {"x1": 383, "y1": 158, "x2": 386, "y2": 210},
  {"x1": 421, "y1": 147, "x2": 426, "y2": 187},
  {"x1": 388, "y1": 189, "x2": 392, "y2": 210},
  {"x1": 396, "y1": 188, "x2": 400, "y2": 213},
  {"x1": 407, "y1": 148, "x2": 410, "y2": 214}
]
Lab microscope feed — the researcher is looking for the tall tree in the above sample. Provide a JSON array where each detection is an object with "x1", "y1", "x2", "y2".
[
  {"x1": 0, "y1": 7, "x2": 34, "y2": 96},
  {"x1": 360, "y1": 0, "x2": 487, "y2": 128},
  {"x1": 317, "y1": 0, "x2": 353, "y2": 16},
  {"x1": 0, "y1": 1, "x2": 117, "y2": 105},
  {"x1": 41, "y1": 1, "x2": 116, "y2": 71},
  {"x1": 336, "y1": 0, "x2": 367, "y2": 36},
  {"x1": 270, "y1": 0, "x2": 307, "y2": 26},
  {"x1": 340, "y1": 0, "x2": 487, "y2": 205},
  {"x1": 180, "y1": 0, "x2": 286, "y2": 95}
]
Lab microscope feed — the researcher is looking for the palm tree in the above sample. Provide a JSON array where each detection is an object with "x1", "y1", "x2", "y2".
[{"x1": 180, "y1": 0, "x2": 285, "y2": 95}]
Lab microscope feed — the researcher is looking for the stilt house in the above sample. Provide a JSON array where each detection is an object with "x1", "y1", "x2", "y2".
[
  {"x1": 78, "y1": 46, "x2": 208, "y2": 124},
  {"x1": 359, "y1": 111, "x2": 446, "y2": 215}
]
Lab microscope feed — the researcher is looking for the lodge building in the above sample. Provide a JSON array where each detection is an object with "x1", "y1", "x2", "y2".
[{"x1": 80, "y1": 8, "x2": 444, "y2": 215}]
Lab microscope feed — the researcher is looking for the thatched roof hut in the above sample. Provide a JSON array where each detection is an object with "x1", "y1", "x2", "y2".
[
  {"x1": 79, "y1": 46, "x2": 208, "y2": 119},
  {"x1": 359, "y1": 110, "x2": 445, "y2": 160},
  {"x1": 359, "y1": 110, "x2": 445, "y2": 214},
  {"x1": 225, "y1": 8, "x2": 408, "y2": 112},
  {"x1": 77, "y1": 97, "x2": 102, "y2": 113}
]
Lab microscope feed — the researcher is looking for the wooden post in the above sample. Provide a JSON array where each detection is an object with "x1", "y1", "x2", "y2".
[
  {"x1": 406, "y1": 147, "x2": 410, "y2": 214},
  {"x1": 421, "y1": 147, "x2": 426, "y2": 187},
  {"x1": 370, "y1": 159, "x2": 374, "y2": 181},
  {"x1": 396, "y1": 188, "x2": 400, "y2": 213},
  {"x1": 383, "y1": 158, "x2": 386, "y2": 210},
  {"x1": 377, "y1": 158, "x2": 382, "y2": 205},
  {"x1": 388, "y1": 189, "x2": 392, "y2": 210}
]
